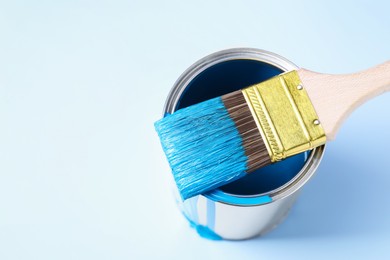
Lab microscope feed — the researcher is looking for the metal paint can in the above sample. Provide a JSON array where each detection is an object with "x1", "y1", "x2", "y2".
[{"x1": 162, "y1": 48, "x2": 325, "y2": 240}]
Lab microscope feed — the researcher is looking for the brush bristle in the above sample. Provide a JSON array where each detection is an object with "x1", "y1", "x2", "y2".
[
  {"x1": 222, "y1": 91, "x2": 271, "y2": 172},
  {"x1": 154, "y1": 91, "x2": 270, "y2": 200}
]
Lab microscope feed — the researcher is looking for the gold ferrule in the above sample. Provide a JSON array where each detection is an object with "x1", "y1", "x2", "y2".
[{"x1": 241, "y1": 70, "x2": 326, "y2": 162}]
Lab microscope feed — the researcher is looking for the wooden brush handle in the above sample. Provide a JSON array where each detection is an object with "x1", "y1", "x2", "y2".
[{"x1": 298, "y1": 61, "x2": 390, "y2": 140}]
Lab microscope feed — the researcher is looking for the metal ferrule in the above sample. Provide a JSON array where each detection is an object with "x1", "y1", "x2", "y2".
[{"x1": 242, "y1": 70, "x2": 326, "y2": 162}]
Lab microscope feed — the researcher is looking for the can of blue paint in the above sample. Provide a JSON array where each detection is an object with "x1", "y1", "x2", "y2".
[{"x1": 162, "y1": 48, "x2": 325, "y2": 240}]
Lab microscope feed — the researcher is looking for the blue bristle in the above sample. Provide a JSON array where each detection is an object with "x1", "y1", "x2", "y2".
[{"x1": 154, "y1": 96, "x2": 248, "y2": 200}]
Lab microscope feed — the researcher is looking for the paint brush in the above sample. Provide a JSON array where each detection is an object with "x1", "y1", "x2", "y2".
[{"x1": 155, "y1": 61, "x2": 390, "y2": 200}]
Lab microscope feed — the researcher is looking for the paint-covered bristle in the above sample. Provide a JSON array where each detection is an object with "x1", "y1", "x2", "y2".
[
  {"x1": 221, "y1": 91, "x2": 271, "y2": 172},
  {"x1": 154, "y1": 96, "x2": 249, "y2": 200},
  {"x1": 154, "y1": 91, "x2": 271, "y2": 200}
]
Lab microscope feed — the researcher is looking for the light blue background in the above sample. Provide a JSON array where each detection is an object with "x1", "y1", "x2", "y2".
[{"x1": 1, "y1": 1, "x2": 389, "y2": 259}]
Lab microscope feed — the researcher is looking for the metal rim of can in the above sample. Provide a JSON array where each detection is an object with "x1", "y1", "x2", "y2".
[{"x1": 162, "y1": 48, "x2": 325, "y2": 206}]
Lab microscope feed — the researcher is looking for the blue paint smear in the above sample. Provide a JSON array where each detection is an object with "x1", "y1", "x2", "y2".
[
  {"x1": 185, "y1": 196, "x2": 199, "y2": 223},
  {"x1": 155, "y1": 96, "x2": 248, "y2": 200},
  {"x1": 184, "y1": 215, "x2": 222, "y2": 241},
  {"x1": 206, "y1": 199, "x2": 216, "y2": 230},
  {"x1": 205, "y1": 189, "x2": 272, "y2": 205}
]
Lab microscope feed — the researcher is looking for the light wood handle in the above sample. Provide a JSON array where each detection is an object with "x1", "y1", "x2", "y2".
[{"x1": 298, "y1": 61, "x2": 390, "y2": 140}]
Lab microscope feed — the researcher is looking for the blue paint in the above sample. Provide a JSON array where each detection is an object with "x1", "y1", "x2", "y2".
[
  {"x1": 205, "y1": 189, "x2": 272, "y2": 205},
  {"x1": 182, "y1": 198, "x2": 221, "y2": 240},
  {"x1": 204, "y1": 151, "x2": 309, "y2": 206},
  {"x1": 206, "y1": 199, "x2": 216, "y2": 230},
  {"x1": 155, "y1": 96, "x2": 248, "y2": 200},
  {"x1": 185, "y1": 196, "x2": 199, "y2": 223},
  {"x1": 184, "y1": 215, "x2": 222, "y2": 241},
  {"x1": 219, "y1": 151, "x2": 309, "y2": 196},
  {"x1": 194, "y1": 225, "x2": 222, "y2": 241},
  {"x1": 177, "y1": 60, "x2": 282, "y2": 109},
  {"x1": 203, "y1": 152, "x2": 308, "y2": 206}
]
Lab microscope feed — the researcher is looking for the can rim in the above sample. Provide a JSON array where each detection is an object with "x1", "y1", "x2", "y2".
[{"x1": 163, "y1": 48, "x2": 325, "y2": 206}]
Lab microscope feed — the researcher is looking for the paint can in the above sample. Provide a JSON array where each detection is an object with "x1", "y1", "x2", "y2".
[{"x1": 161, "y1": 48, "x2": 325, "y2": 240}]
